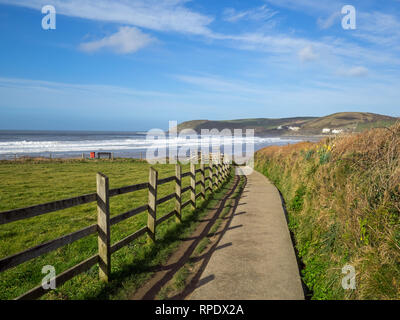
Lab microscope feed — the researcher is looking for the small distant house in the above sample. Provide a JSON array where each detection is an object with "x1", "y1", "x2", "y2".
[
  {"x1": 332, "y1": 129, "x2": 343, "y2": 134},
  {"x1": 288, "y1": 126, "x2": 300, "y2": 132},
  {"x1": 322, "y1": 128, "x2": 331, "y2": 133},
  {"x1": 277, "y1": 125, "x2": 283, "y2": 130}
]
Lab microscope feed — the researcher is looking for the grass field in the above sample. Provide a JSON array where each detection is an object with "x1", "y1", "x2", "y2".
[{"x1": 0, "y1": 158, "x2": 231, "y2": 300}]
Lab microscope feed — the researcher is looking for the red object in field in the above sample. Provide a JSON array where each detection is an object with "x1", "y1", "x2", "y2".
[{"x1": 90, "y1": 152, "x2": 95, "y2": 159}]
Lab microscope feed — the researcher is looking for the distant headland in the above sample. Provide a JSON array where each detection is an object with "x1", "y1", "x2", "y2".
[{"x1": 176, "y1": 112, "x2": 398, "y2": 136}]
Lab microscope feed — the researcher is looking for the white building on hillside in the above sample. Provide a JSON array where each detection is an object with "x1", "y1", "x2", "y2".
[
  {"x1": 288, "y1": 126, "x2": 300, "y2": 132},
  {"x1": 322, "y1": 128, "x2": 331, "y2": 133}
]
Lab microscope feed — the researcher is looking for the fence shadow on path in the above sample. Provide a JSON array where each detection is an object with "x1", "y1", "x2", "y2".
[
  {"x1": 168, "y1": 175, "x2": 247, "y2": 300},
  {"x1": 132, "y1": 175, "x2": 243, "y2": 300}
]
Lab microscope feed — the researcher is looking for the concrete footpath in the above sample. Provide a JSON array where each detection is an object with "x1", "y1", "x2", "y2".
[{"x1": 189, "y1": 170, "x2": 305, "y2": 300}]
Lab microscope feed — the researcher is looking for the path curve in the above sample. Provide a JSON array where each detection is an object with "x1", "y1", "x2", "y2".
[{"x1": 189, "y1": 170, "x2": 304, "y2": 300}]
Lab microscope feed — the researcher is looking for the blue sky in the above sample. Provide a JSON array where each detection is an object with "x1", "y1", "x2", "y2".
[{"x1": 0, "y1": 0, "x2": 399, "y2": 131}]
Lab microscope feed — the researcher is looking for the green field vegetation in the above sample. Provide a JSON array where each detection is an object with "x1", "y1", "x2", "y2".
[
  {"x1": 255, "y1": 123, "x2": 400, "y2": 299},
  {"x1": 0, "y1": 158, "x2": 232, "y2": 300}
]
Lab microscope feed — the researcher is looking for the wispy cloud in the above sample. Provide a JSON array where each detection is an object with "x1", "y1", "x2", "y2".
[
  {"x1": 172, "y1": 72, "x2": 400, "y2": 118},
  {"x1": 173, "y1": 74, "x2": 265, "y2": 95},
  {"x1": 79, "y1": 26, "x2": 155, "y2": 54},
  {"x1": 3, "y1": 0, "x2": 400, "y2": 67},
  {"x1": 264, "y1": 0, "x2": 339, "y2": 15},
  {"x1": 0, "y1": 76, "x2": 176, "y2": 98},
  {"x1": 298, "y1": 45, "x2": 319, "y2": 62},
  {"x1": 354, "y1": 11, "x2": 400, "y2": 48},
  {"x1": 0, "y1": 0, "x2": 214, "y2": 36},
  {"x1": 265, "y1": 0, "x2": 400, "y2": 49},
  {"x1": 223, "y1": 5, "x2": 277, "y2": 23},
  {"x1": 317, "y1": 11, "x2": 341, "y2": 29},
  {"x1": 337, "y1": 66, "x2": 369, "y2": 77},
  {"x1": 2, "y1": 0, "x2": 400, "y2": 110}
]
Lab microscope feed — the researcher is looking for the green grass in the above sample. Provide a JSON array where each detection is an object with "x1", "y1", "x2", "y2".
[{"x1": 0, "y1": 158, "x2": 232, "y2": 300}]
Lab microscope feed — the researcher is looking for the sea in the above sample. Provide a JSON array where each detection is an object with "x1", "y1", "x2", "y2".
[{"x1": 0, "y1": 130, "x2": 316, "y2": 160}]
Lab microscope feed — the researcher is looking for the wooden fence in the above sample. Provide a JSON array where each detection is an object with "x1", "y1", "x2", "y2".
[{"x1": 0, "y1": 154, "x2": 231, "y2": 300}]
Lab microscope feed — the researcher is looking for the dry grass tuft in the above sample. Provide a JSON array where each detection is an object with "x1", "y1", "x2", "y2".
[{"x1": 255, "y1": 122, "x2": 400, "y2": 300}]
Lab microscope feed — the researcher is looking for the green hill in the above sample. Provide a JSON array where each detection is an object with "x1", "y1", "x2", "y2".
[
  {"x1": 176, "y1": 112, "x2": 398, "y2": 136},
  {"x1": 301, "y1": 112, "x2": 397, "y2": 132}
]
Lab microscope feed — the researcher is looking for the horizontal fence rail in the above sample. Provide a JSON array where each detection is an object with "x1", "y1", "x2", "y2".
[
  {"x1": 109, "y1": 182, "x2": 148, "y2": 197},
  {"x1": 17, "y1": 254, "x2": 100, "y2": 300},
  {"x1": 158, "y1": 176, "x2": 176, "y2": 185},
  {"x1": 110, "y1": 204, "x2": 149, "y2": 226},
  {"x1": 0, "y1": 193, "x2": 97, "y2": 225},
  {"x1": 0, "y1": 153, "x2": 231, "y2": 300}
]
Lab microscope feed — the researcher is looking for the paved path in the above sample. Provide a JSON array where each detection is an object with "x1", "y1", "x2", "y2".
[{"x1": 189, "y1": 170, "x2": 305, "y2": 300}]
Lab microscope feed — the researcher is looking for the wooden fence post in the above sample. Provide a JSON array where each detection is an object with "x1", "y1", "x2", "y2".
[
  {"x1": 218, "y1": 163, "x2": 222, "y2": 185},
  {"x1": 222, "y1": 155, "x2": 226, "y2": 180},
  {"x1": 210, "y1": 154, "x2": 214, "y2": 188},
  {"x1": 97, "y1": 172, "x2": 111, "y2": 282},
  {"x1": 215, "y1": 155, "x2": 219, "y2": 187},
  {"x1": 209, "y1": 160, "x2": 214, "y2": 192},
  {"x1": 218, "y1": 156, "x2": 222, "y2": 182},
  {"x1": 175, "y1": 164, "x2": 182, "y2": 223},
  {"x1": 147, "y1": 167, "x2": 158, "y2": 243},
  {"x1": 219, "y1": 154, "x2": 223, "y2": 184},
  {"x1": 200, "y1": 163, "x2": 205, "y2": 199},
  {"x1": 190, "y1": 162, "x2": 196, "y2": 209},
  {"x1": 214, "y1": 158, "x2": 219, "y2": 189},
  {"x1": 223, "y1": 157, "x2": 227, "y2": 179},
  {"x1": 220, "y1": 154, "x2": 225, "y2": 181}
]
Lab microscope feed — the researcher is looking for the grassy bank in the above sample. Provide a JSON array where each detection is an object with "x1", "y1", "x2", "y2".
[
  {"x1": 0, "y1": 158, "x2": 231, "y2": 299},
  {"x1": 255, "y1": 124, "x2": 400, "y2": 300}
]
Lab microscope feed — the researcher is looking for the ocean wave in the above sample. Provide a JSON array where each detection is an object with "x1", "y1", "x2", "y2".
[{"x1": 0, "y1": 136, "x2": 294, "y2": 155}]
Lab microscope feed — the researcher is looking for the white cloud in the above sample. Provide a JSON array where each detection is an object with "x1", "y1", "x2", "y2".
[
  {"x1": 264, "y1": 0, "x2": 338, "y2": 15},
  {"x1": 211, "y1": 32, "x2": 316, "y2": 54},
  {"x1": 223, "y1": 5, "x2": 277, "y2": 23},
  {"x1": 337, "y1": 66, "x2": 369, "y2": 77},
  {"x1": 3, "y1": 0, "x2": 400, "y2": 86},
  {"x1": 354, "y1": 12, "x2": 400, "y2": 48},
  {"x1": 80, "y1": 26, "x2": 154, "y2": 54},
  {"x1": 172, "y1": 72, "x2": 400, "y2": 118},
  {"x1": 174, "y1": 74, "x2": 265, "y2": 95},
  {"x1": 265, "y1": 0, "x2": 400, "y2": 49},
  {"x1": 298, "y1": 45, "x2": 319, "y2": 62},
  {"x1": 209, "y1": 29, "x2": 400, "y2": 70},
  {"x1": 0, "y1": 0, "x2": 214, "y2": 36},
  {"x1": 317, "y1": 11, "x2": 341, "y2": 29},
  {"x1": 0, "y1": 76, "x2": 177, "y2": 97}
]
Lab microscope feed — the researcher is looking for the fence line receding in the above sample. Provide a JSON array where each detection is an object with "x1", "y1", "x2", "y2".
[{"x1": 0, "y1": 153, "x2": 232, "y2": 300}]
